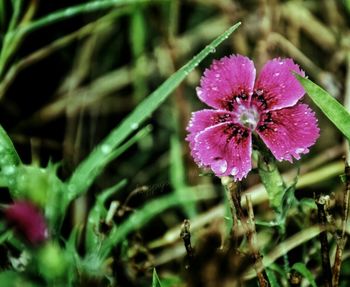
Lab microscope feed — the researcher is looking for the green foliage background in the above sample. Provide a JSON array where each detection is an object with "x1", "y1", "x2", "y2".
[{"x1": 0, "y1": 0, "x2": 350, "y2": 286}]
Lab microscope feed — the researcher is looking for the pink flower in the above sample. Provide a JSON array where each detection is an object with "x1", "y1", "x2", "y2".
[
  {"x1": 5, "y1": 201, "x2": 48, "y2": 245},
  {"x1": 186, "y1": 55, "x2": 319, "y2": 181}
]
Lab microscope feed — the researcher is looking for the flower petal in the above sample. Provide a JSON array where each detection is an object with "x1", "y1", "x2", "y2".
[
  {"x1": 255, "y1": 58, "x2": 305, "y2": 110},
  {"x1": 5, "y1": 201, "x2": 48, "y2": 245},
  {"x1": 197, "y1": 55, "x2": 256, "y2": 110},
  {"x1": 186, "y1": 109, "x2": 238, "y2": 163},
  {"x1": 256, "y1": 103, "x2": 320, "y2": 161},
  {"x1": 193, "y1": 123, "x2": 252, "y2": 180}
]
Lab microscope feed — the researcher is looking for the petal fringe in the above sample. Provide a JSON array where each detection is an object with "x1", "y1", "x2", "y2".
[
  {"x1": 198, "y1": 55, "x2": 256, "y2": 110},
  {"x1": 193, "y1": 123, "x2": 252, "y2": 181},
  {"x1": 257, "y1": 103, "x2": 320, "y2": 161},
  {"x1": 255, "y1": 58, "x2": 305, "y2": 110}
]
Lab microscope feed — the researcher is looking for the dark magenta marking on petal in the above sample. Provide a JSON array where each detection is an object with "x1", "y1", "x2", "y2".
[
  {"x1": 256, "y1": 103, "x2": 320, "y2": 161},
  {"x1": 193, "y1": 122, "x2": 252, "y2": 180}
]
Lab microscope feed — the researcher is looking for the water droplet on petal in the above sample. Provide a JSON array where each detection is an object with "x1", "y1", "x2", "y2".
[
  {"x1": 295, "y1": 148, "x2": 305, "y2": 154},
  {"x1": 211, "y1": 159, "x2": 227, "y2": 174},
  {"x1": 274, "y1": 72, "x2": 280, "y2": 77},
  {"x1": 231, "y1": 167, "x2": 238, "y2": 176}
]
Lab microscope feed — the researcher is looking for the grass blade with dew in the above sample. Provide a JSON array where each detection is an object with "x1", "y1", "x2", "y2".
[
  {"x1": 295, "y1": 74, "x2": 350, "y2": 141},
  {"x1": 66, "y1": 125, "x2": 151, "y2": 201},
  {"x1": 67, "y1": 22, "x2": 241, "y2": 201}
]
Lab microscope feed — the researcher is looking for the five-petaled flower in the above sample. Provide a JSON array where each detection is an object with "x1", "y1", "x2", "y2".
[
  {"x1": 186, "y1": 55, "x2": 319, "y2": 181},
  {"x1": 5, "y1": 201, "x2": 48, "y2": 245}
]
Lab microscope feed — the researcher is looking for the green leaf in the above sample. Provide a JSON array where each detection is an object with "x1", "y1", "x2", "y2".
[
  {"x1": 295, "y1": 74, "x2": 350, "y2": 140},
  {"x1": 258, "y1": 154, "x2": 285, "y2": 215},
  {"x1": 0, "y1": 124, "x2": 21, "y2": 167},
  {"x1": 152, "y1": 268, "x2": 163, "y2": 287},
  {"x1": 345, "y1": 0, "x2": 350, "y2": 13},
  {"x1": 266, "y1": 268, "x2": 281, "y2": 287},
  {"x1": 67, "y1": 22, "x2": 241, "y2": 200},
  {"x1": 170, "y1": 135, "x2": 196, "y2": 218},
  {"x1": 292, "y1": 262, "x2": 317, "y2": 287}
]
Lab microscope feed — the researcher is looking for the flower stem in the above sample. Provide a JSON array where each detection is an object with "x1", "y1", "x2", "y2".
[{"x1": 257, "y1": 153, "x2": 285, "y2": 216}]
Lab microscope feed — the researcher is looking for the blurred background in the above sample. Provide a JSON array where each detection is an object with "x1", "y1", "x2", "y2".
[{"x1": 1, "y1": 0, "x2": 350, "y2": 286}]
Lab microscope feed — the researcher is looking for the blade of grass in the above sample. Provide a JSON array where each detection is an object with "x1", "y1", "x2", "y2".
[
  {"x1": 170, "y1": 135, "x2": 197, "y2": 218},
  {"x1": 66, "y1": 125, "x2": 152, "y2": 201},
  {"x1": 8, "y1": 0, "x2": 23, "y2": 31},
  {"x1": 0, "y1": 0, "x2": 164, "y2": 79},
  {"x1": 0, "y1": 0, "x2": 6, "y2": 33},
  {"x1": 152, "y1": 268, "x2": 163, "y2": 287},
  {"x1": 292, "y1": 262, "x2": 317, "y2": 287},
  {"x1": 130, "y1": 6, "x2": 148, "y2": 102},
  {"x1": 0, "y1": 7, "x2": 131, "y2": 99},
  {"x1": 295, "y1": 74, "x2": 350, "y2": 141},
  {"x1": 12, "y1": 0, "x2": 166, "y2": 37},
  {"x1": 67, "y1": 22, "x2": 241, "y2": 201}
]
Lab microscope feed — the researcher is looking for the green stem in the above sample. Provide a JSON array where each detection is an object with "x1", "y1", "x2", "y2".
[
  {"x1": 8, "y1": 0, "x2": 23, "y2": 31},
  {"x1": 257, "y1": 153, "x2": 285, "y2": 216}
]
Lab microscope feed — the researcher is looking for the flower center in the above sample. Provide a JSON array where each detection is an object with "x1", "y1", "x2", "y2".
[{"x1": 238, "y1": 105, "x2": 259, "y2": 130}]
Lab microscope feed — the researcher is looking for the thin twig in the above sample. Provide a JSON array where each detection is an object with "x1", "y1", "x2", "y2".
[
  {"x1": 333, "y1": 52, "x2": 350, "y2": 287},
  {"x1": 180, "y1": 219, "x2": 194, "y2": 269},
  {"x1": 246, "y1": 195, "x2": 269, "y2": 287},
  {"x1": 332, "y1": 162, "x2": 350, "y2": 286},
  {"x1": 223, "y1": 177, "x2": 269, "y2": 287},
  {"x1": 315, "y1": 194, "x2": 333, "y2": 287}
]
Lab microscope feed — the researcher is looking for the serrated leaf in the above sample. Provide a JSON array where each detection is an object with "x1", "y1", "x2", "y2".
[
  {"x1": 295, "y1": 75, "x2": 350, "y2": 141},
  {"x1": 292, "y1": 262, "x2": 317, "y2": 287},
  {"x1": 0, "y1": 124, "x2": 21, "y2": 167}
]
